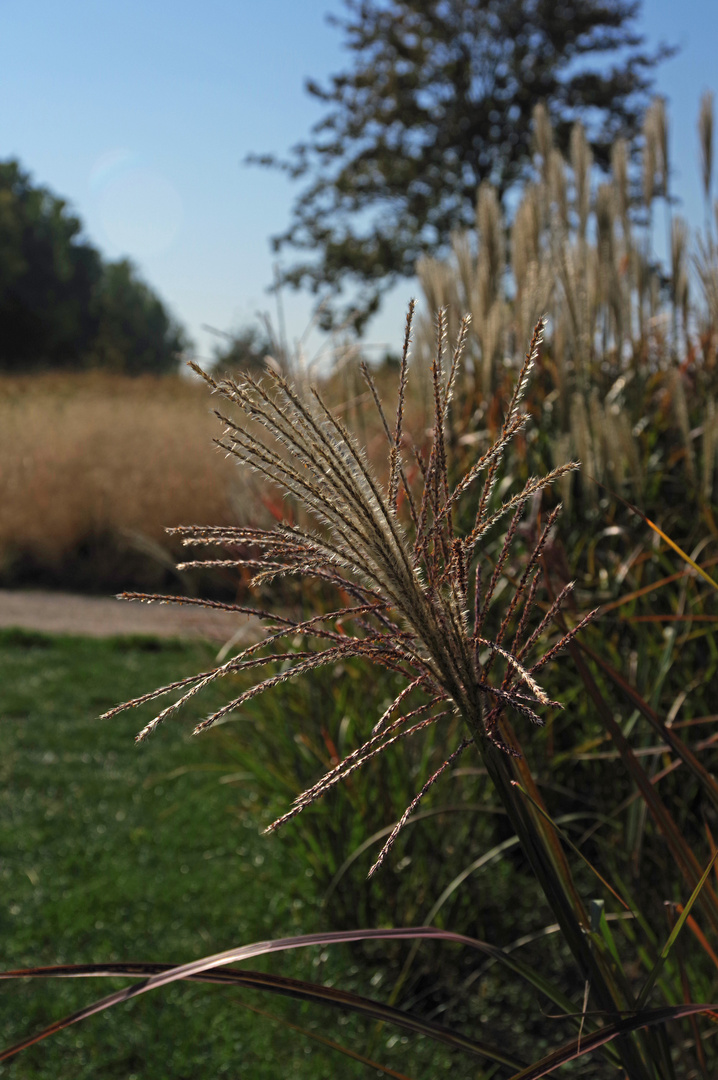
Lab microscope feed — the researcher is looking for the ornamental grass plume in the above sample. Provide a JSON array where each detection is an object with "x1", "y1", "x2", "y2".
[
  {"x1": 106, "y1": 307, "x2": 671, "y2": 1078},
  {"x1": 103, "y1": 306, "x2": 586, "y2": 875}
]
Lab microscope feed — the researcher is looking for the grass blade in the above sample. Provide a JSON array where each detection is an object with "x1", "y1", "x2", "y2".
[
  {"x1": 506, "y1": 1001, "x2": 718, "y2": 1079},
  {"x1": 511, "y1": 781, "x2": 630, "y2": 910},
  {"x1": 588, "y1": 480, "x2": 718, "y2": 593},
  {"x1": 635, "y1": 850, "x2": 718, "y2": 1009},
  {"x1": 577, "y1": 638, "x2": 718, "y2": 815},
  {"x1": 566, "y1": 637, "x2": 718, "y2": 937},
  {"x1": 0, "y1": 929, "x2": 529, "y2": 1068},
  {"x1": 230, "y1": 998, "x2": 417, "y2": 1079}
]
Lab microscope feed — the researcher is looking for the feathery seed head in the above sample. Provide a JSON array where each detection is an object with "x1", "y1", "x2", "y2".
[
  {"x1": 103, "y1": 309, "x2": 585, "y2": 873},
  {"x1": 532, "y1": 103, "x2": 553, "y2": 185},
  {"x1": 570, "y1": 122, "x2": 592, "y2": 237},
  {"x1": 699, "y1": 90, "x2": 714, "y2": 204},
  {"x1": 611, "y1": 139, "x2": 629, "y2": 227}
]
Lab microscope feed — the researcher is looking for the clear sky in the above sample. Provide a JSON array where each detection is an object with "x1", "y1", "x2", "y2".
[{"x1": 0, "y1": 0, "x2": 715, "y2": 367}]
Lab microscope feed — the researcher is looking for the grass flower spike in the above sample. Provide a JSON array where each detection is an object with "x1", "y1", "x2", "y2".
[{"x1": 103, "y1": 307, "x2": 586, "y2": 874}]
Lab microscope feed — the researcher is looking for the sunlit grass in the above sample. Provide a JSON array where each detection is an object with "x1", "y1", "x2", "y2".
[
  {"x1": 0, "y1": 629, "x2": 479, "y2": 1079},
  {"x1": 0, "y1": 372, "x2": 242, "y2": 590}
]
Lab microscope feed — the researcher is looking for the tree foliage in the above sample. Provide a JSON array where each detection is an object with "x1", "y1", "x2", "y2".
[
  {"x1": 0, "y1": 161, "x2": 102, "y2": 369},
  {"x1": 0, "y1": 159, "x2": 188, "y2": 374},
  {"x1": 252, "y1": 0, "x2": 675, "y2": 328},
  {"x1": 89, "y1": 260, "x2": 188, "y2": 376},
  {"x1": 208, "y1": 324, "x2": 276, "y2": 376}
]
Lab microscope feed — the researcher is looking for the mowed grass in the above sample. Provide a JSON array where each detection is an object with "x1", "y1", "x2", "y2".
[{"x1": 0, "y1": 629, "x2": 467, "y2": 1079}]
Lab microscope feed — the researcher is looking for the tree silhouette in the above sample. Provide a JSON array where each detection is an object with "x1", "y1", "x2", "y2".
[
  {"x1": 0, "y1": 160, "x2": 188, "y2": 374},
  {"x1": 251, "y1": 0, "x2": 675, "y2": 328}
]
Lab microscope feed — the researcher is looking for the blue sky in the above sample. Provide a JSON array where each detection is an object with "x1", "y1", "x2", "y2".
[{"x1": 0, "y1": 0, "x2": 715, "y2": 366}]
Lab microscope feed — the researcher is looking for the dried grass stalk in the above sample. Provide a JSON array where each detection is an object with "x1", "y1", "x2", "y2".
[{"x1": 104, "y1": 310, "x2": 586, "y2": 874}]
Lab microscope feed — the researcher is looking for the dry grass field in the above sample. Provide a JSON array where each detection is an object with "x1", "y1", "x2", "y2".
[
  {"x1": 0, "y1": 371, "x2": 250, "y2": 591},
  {"x1": 0, "y1": 363, "x2": 427, "y2": 594}
]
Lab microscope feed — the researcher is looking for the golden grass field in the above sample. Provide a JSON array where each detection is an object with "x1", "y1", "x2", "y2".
[
  {"x1": 0, "y1": 363, "x2": 428, "y2": 592},
  {"x1": 0, "y1": 371, "x2": 248, "y2": 588}
]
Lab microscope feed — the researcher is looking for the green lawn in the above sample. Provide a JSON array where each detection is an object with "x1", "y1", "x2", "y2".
[{"x1": 0, "y1": 629, "x2": 465, "y2": 1079}]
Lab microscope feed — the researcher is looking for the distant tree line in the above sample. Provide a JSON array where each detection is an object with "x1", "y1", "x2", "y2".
[{"x1": 0, "y1": 159, "x2": 188, "y2": 374}]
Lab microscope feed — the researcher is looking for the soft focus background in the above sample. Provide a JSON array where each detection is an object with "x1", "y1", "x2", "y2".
[
  {"x1": 0, "y1": 0, "x2": 713, "y2": 360},
  {"x1": 0, "y1": 0, "x2": 716, "y2": 592},
  {"x1": 3, "y1": 3, "x2": 718, "y2": 1078}
]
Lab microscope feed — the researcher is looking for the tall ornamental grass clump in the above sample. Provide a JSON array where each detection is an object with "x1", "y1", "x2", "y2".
[
  {"x1": 3, "y1": 308, "x2": 718, "y2": 1077},
  {"x1": 415, "y1": 95, "x2": 718, "y2": 514},
  {"x1": 109, "y1": 311, "x2": 583, "y2": 869}
]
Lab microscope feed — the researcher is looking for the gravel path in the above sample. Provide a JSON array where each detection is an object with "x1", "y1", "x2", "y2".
[{"x1": 0, "y1": 589, "x2": 264, "y2": 644}]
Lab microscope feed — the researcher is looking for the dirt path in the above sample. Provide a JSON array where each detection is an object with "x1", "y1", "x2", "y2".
[{"x1": 0, "y1": 589, "x2": 264, "y2": 644}]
